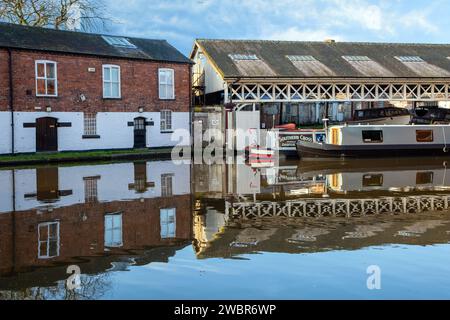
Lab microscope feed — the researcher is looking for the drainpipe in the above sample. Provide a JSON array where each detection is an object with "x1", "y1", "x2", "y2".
[
  {"x1": 11, "y1": 168, "x2": 16, "y2": 274},
  {"x1": 8, "y1": 49, "x2": 15, "y2": 155}
]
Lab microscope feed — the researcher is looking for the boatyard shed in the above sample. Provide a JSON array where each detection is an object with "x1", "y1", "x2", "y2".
[{"x1": 191, "y1": 39, "x2": 450, "y2": 126}]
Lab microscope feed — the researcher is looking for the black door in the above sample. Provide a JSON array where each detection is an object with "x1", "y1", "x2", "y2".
[
  {"x1": 36, "y1": 117, "x2": 58, "y2": 152},
  {"x1": 36, "y1": 167, "x2": 59, "y2": 202},
  {"x1": 134, "y1": 117, "x2": 147, "y2": 148}
]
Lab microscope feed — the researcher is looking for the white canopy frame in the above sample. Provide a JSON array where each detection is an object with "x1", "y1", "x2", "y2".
[{"x1": 225, "y1": 81, "x2": 450, "y2": 103}]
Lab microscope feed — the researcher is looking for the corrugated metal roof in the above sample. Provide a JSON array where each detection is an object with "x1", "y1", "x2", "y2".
[
  {"x1": 233, "y1": 59, "x2": 277, "y2": 77},
  {"x1": 0, "y1": 22, "x2": 192, "y2": 64},
  {"x1": 195, "y1": 39, "x2": 450, "y2": 79}
]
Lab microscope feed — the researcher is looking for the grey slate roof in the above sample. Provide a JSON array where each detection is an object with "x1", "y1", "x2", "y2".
[
  {"x1": 195, "y1": 39, "x2": 450, "y2": 79},
  {"x1": 0, "y1": 22, "x2": 191, "y2": 64}
]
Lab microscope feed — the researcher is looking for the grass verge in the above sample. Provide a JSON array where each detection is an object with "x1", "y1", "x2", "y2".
[{"x1": 0, "y1": 148, "x2": 174, "y2": 166}]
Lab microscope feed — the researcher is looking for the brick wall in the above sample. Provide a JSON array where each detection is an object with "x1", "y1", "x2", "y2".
[
  {"x1": 0, "y1": 195, "x2": 192, "y2": 276},
  {"x1": 0, "y1": 49, "x2": 10, "y2": 111},
  {"x1": 1, "y1": 49, "x2": 191, "y2": 113}
]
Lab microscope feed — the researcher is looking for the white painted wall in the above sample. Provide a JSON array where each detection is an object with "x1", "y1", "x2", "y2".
[
  {"x1": 1, "y1": 160, "x2": 191, "y2": 214},
  {"x1": 0, "y1": 112, "x2": 12, "y2": 154},
  {"x1": 0, "y1": 111, "x2": 190, "y2": 154},
  {"x1": 192, "y1": 49, "x2": 226, "y2": 95},
  {"x1": 0, "y1": 170, "x2": 13, "y2": 213},
  {"x1": 235, "y1": 111, "x2": 261, "y2": 150},
  {"x1": 235, "y1": 164, "x2": 261, "y2": 195}
]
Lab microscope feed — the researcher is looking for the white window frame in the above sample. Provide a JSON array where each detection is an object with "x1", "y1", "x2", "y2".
[
  {"x1": 83, "y1": 113, "x2": 97, "y2": 136},
  {"x1": 160, "y1": 110, "x2": 173, "y2": 132},
  {"x1": 35, "y1": 60, "x2": 58, "y2": 97},
  {"x1": 104, "y1": 213, "x2": 123, "y2": 248},
  {"x1": 158, "y1": 68, "x2": 175, "y2": 100},
  {"x1": 161, "y1": 173, "x2": 174, "y2": 197},
  {"x1": 84, "y1": 175, "x2": 100, "y2": 203},
  {"x1": 102, "y1": 65, "x2": 121, "y2": 99},
  {"x1": 160, "y1": 208, "x2": 176, "y2": 239},
  {"x1": 38, "y1": 221, "x2": 60, "y2": 259}
]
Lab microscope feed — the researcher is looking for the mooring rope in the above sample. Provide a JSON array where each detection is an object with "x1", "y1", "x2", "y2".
[{"x1": 443, "y1": 127, "x2": 449, "y2": 153}]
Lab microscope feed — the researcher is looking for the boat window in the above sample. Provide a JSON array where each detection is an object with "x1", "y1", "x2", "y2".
[
  {"x1": 331, "y1": 128, "x2": 340, "y2": 145},
  {"x1": 362, "y1": 130, "x2": 383, "y2": 143},
  {"x1": 416, "y1": 130, "x2": 434, "y2": 142},
  {"x1": 416, "y1": 172, "x2": 434, "y2": 185},
  {"x1": 363, "y1": 174, "x2": 384, "y2": 187}
]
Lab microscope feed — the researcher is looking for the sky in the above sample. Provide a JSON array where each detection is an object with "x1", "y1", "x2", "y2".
[{"x1": 105, "y1": 0, "x2": 450, "y2": 56}]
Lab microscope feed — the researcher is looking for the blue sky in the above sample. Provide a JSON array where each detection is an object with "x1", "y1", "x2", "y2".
[{"x1": 106, "y1": 0, "x2": 450, "y2": 55}]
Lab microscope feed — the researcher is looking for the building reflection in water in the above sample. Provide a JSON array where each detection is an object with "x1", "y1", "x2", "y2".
[
  {"x1": 3, "y1": 157, "x2": 450, "y2": 299},
  {"x1": 0, "y1": 161, "x2": 192, "y2": 298},
  {"x1": 193, "y1": 158, "x2": 450, "y2": 259}
]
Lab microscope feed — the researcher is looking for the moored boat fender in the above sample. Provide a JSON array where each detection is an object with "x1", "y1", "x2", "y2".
[{"x1": 245, "y1": 144, "x2": 276, "y2": 159}]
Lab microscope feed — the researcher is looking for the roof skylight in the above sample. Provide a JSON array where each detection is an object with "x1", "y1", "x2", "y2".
[
  {"x1": 395, "y1": 56, "x2": 424, "y2": 63},
  {"x1": 102, "y1": 36, "x2": 137, "y2": 49},
  {"x1": 342, "y1": 55, "x2": 372, "y2": 62},
  {"x1": 287, "y1": 55, "x2": 317, "y2": 62},
  {"x1": 229, "y1": 54, "x2": 260, "y2": 61}
]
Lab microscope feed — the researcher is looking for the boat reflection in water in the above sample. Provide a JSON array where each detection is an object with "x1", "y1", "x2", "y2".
[
  {"x1": 194, "y1": 158, "x2": 450, "y2": 259},
  {"x1": 3, "y1": 158, "x2": 450, "y2": 299},
  {"x1": 0, "y1": 161, "x2": 192, "y2": 299}
]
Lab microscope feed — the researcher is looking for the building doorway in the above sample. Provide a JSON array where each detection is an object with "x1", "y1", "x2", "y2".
[
  {"x1": 36, "y1": 117, "x2": 58, "y2": 152},
  {"x1": 133, "y1": 117, "x2": 147, "y2": 148}
]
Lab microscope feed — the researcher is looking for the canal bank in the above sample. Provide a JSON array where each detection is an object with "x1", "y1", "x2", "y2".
[{"x1": 0, "y1": 148, "x2": 175, "y2": 167}]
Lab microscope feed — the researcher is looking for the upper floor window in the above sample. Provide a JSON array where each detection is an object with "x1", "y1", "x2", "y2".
[
  {"x1": 104, "y1": 212, "x2": 123, "y2": 248},
  {"x1": 159, "y1": 68, "x2": 174, "y2": 99},
  {"x1": 38, "y1": 221, "x2": 60, "y2": 259},
  {"x1": 103, "y1": 65, "x2": 121, "y2": 99},
  {"x1": 35, "y1": 61, "x2": 58, "y2": 97},
  {"x1": 160, "y1": 208, "x2": 176, "y2": 239}
]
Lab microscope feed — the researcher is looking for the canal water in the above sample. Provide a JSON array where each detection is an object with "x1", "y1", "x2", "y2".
[{"x1": 2, "y1": 158, "x2": 450, "y2": 299}]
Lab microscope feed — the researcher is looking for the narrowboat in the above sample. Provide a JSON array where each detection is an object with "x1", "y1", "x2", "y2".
[
  {"x1": 411, "y1": 106, "x2": 450, "y2": 125},
  {"x1": 296, "y1": 124, "x2": 450, "y2": 159},
  {"x1": 350, "y1": 107, "x2": 411, "y2": 125}
]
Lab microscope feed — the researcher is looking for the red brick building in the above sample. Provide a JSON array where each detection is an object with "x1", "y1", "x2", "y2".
[
  {"x1": 0, "y1": 160, "x2": 193, "y2": 291},
  {"x1": 0, "y1": 23, "x2": 192, "y2": 154}
]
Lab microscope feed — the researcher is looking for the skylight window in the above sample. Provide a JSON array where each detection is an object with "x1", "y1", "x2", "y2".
[
  {"x1": 102, "y1": 36, "x2": 137, "y2": 49},
  {"x1": 395, "y1": 56, "x2": 424, "y2": 63},
  {"x1": 287, "y1": 55, "x2": 317, "y2": 62},
  {"x1": 229, "y1": 54, "x2": 259, "y2": 61},
  {"x1": 343, "y1": 56, "x2": 372, "y2": 62}
]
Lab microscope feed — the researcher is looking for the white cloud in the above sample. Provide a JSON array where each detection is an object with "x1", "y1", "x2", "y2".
[
  {"x1": 323, "y1": 0, "x2": 387, "y2": 32},
  {"x1": 265, "y1": 27, "x2": 344, "y2": 42},
  {"x1": 105, "y1": 0, "x2": 446, "y2": 54}
]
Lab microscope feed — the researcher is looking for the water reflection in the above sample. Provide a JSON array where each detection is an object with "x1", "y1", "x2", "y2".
[
  {"x1": 193, "y1": 158, "x2": 450, "y2": 259},
  {"x1": 0, "y1": 161, "x2": 192, "y2": 298},
  {"x1": 2, "y1": 158, "x2": 450, "y2": 299}
]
